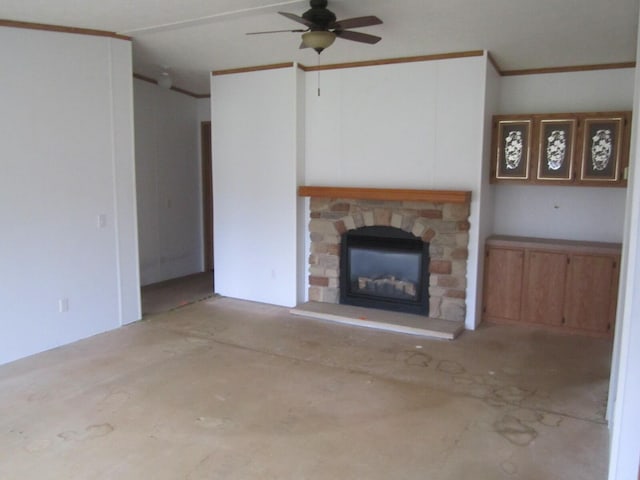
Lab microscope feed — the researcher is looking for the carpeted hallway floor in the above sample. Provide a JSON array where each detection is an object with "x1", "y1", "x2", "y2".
[{"x1": 0, "y1": 294, "x2": 612, "y2": 479}]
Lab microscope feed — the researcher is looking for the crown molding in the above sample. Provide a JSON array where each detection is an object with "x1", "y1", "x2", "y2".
[
  {"x1": 212, "y1": 62, "x2": 295, "y2": 76},
  {"x1": 208, "y1": 51, "x2": 633, "y2": 78},
  {"x1": 133, "y1": 73, "x2": 210, "y2": 99},
  {"x1": 0, "y1": 19, "x2": 131, "y2": 41},
  {"x1": 210, "y1": 52, "x2": 486, "y2": 76},
  {"x1": 499, "y1": 61, "x2": 636, "y2": 76},
  {"x1": 298, "y1": 50, "x2": 485, "y2": 72}
]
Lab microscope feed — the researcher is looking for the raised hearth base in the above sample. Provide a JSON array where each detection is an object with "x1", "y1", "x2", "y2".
[{"x1": 290, "y1": 302, "x2": 464, "y2": 340}]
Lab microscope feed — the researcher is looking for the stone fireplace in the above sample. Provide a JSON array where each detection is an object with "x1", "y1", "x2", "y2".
[{"x1": 300, "y1": 187, "x2": 471, "y2": 323}]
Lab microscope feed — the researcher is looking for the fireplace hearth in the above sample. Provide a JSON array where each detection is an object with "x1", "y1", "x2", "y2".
[
  {"x1": 300, "y1": 186, "x2": 471, "y2": 324},
  {"x1": 340, "y1": 226, "x2": 430, "y2": 315}
]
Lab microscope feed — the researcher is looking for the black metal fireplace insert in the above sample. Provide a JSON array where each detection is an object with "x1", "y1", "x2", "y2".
[{"x1": 339, "y1": 226, "x2": 430, "y2": 315}]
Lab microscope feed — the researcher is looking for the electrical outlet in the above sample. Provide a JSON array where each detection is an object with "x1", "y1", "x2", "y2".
[{"x1": 97, "y1": 214, "x2": 107, "y2": 228}]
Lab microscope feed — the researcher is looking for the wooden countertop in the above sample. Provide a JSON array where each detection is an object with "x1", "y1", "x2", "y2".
[{"x1": 486, "y1": 235, "x2": 621, "y2": 255}]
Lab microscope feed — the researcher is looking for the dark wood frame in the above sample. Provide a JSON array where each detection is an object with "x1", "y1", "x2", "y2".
[
  {"x1": 535, "y1": 117, "x2": 577, "y2": 182},
  {"x1": 493, "y1": 117, "x2": 532, "y2": 181}
]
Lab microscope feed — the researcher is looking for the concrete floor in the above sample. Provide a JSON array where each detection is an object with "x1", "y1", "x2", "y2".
[{"x1": 0, "y1": 296, "x2": 612, "y2": 479}]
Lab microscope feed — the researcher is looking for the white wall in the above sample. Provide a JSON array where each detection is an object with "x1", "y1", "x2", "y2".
[
  {"x1": 197, "y1": 97, "x2": 211, "y2": 124},
  {"x1": 306, "y1": 57, "x2": 485, "y2": 189},
  {"x1": 296, "y1": 67, "x2": 308, "y2": 304},
  {"x1": 494, "y1": 69, "x2": 635, "y2": 242},
  {"x1": 608, "y1": 14, "x2": 640, "y2": 477},
  {"x1": 111, "y1": 40, "x2": 142, "y2": 326},
  {"x1": 305, "y1": 56, "x2": 488, "y2": 329},
  {"x1": 608, "y1": 109, "x2": 640, "y2": 479},
  {"x1": 473, "y1": 58, "x2": 501, "y2": 325},
  {"x1": 209, "y1": 57, "x2": 634, "y2": 331},
  {"x1": 0, "y1": 27, "x2": 140, "y2": 365},
  {"x1": 211, "y1": 66, "x2": 300, "y2": 307},
  {"x1": 498, "y1": 69, "x2": 633, "y2": 115},
  {"x1": 134, "y1": 80, "x2": 203, "y2": 285}
]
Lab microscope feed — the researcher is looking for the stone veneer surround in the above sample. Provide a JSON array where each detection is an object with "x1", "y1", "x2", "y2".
[{"x1": 307, "y1": 195, "x2": 471, "y2": 323}]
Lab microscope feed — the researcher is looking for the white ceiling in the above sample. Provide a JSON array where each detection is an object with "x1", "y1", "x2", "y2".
[{"x1": 2, "y1": 0, "x2": 639, "y2": 94}]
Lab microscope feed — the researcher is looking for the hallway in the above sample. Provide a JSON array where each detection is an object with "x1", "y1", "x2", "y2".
[{"x1": 141, "y1": 272, "x2": 214, "y2": 316}]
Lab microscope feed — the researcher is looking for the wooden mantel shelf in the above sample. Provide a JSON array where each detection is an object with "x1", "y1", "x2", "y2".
[{"x1": 298, "y1": 186, "x2": 471, "y2": 204}]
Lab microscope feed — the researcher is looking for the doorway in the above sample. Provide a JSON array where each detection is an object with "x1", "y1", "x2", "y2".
[{"x1": 201, "y1": 121, "x2": 213, "y2": 274}]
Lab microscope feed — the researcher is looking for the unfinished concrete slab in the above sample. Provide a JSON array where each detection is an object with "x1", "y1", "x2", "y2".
[{"x1": 0, "y1": 296, "x2": 612, "y2": 479}]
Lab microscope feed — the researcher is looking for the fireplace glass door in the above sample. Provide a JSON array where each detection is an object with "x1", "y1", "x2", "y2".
[{"x1": 340, "y1": 226, "x2": 430, "y2": 315}]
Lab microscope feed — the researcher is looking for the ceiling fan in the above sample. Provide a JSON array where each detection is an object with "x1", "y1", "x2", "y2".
[{"x1": 247, "y1": 0, "x2": 383, "y2": 54}]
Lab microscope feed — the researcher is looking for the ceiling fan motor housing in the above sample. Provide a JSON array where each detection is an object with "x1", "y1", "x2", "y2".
[
  {"x1": 303, "y1": 0, "x2": 336, "y2": 29},
  {"x1": 249, "y1": 0, "x2": 382, "y2": 49}
]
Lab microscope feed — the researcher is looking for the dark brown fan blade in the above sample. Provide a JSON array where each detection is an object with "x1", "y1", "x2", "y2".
[
  {"x1": 279, "y1": 11, "x2": 314, "y2": 27},
  {"x1": 335, "y1": 30, "x2": 381, "y2": 44},
  {"x1": 331, "y1": 15, "x2": 382, "y2": 30},
  {"x1": 246, "y1": 28, "x2": 307, "y2": 35}
]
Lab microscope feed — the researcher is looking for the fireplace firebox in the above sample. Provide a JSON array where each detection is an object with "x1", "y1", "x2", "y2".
[{"x1": 340, "y1": 226, "x2": 430, "y2": 315}]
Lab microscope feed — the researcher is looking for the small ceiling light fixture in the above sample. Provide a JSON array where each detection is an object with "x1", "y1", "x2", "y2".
[
  {"x1": 301, "y1": 30, "x2": 336, "y2": 53},
  {"x1": 157, "y1": 71, "x2": 173, "y2": 89}
]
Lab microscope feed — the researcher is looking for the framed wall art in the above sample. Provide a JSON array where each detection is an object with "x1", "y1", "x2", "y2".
[
  {"x1": 536, "y1": 118, "x2": 577, "y2": 182},
  {"x1": 494, "y1": 118, "x2": 532, "y2": 181},
  {"x1": 579, "y1": 115, "x2": 625, "y2": 183},
  {"x1": 490, "y1": 111, "x2": 630, "y2": 187}
]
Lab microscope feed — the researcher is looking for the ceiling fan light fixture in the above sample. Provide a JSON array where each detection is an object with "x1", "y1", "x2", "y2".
[
  {"x1": 302, "y1": 30, "x2": 336, "y2": 53},
  {"x1": 157, "y1": 71, "x2": 173, "y2": 89}
]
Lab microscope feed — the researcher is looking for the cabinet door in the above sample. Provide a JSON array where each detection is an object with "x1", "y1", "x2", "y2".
[
  {"x1": 483, "y1": 247, "x2": 524, "y2": 321},
  {"x1": 564, "y1": 254, "x2": 618, "y2": 333},
  {"x1": 522, "y1": 250, "x2": 567, "y2": 326}
]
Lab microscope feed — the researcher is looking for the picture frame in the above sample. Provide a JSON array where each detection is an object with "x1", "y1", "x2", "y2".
[
  {"x1": 536, "y1": 118, "x2": 577, "y2": 182},
  {"x1": 490, "y1": 111, "x2": 630, "y2": 187},
  {"x1": 494, "y1": 119, "x2": 532, "y2": 180},
  {"x1": 579, "y1": 116, "x2": 624, "y2": 182}
]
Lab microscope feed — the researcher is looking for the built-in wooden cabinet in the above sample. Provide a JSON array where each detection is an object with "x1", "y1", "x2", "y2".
[
  {"x1": 521, "y1": 250, "x2": 567, "y2": 327},
  {"x1": 483, "y1": 236, "x2": 621, "y2": 337},
  {"x1": 483, "y1": 247, "x2": 524, "y2": 322},
  {"x1": 490, "y1": 111, "x2": 631, "y2": 187}
]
